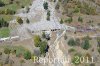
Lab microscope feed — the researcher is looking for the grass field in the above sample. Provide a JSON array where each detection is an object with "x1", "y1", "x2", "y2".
[
  {"x1": 0, "y1": 0, "x2": 32, "y2": 11},
  {"x1": 0, "y1": 27, "x2": 10, "y2": 38},
  {"x1": 0, "y1": 15, "x2": 14, "y2": 21},
  {"x1": 0, "y1": 0, "x2": 32, "y2": 21},
  {"x1": 2, "y1": 45, "x2": 30, "y2": 57}
]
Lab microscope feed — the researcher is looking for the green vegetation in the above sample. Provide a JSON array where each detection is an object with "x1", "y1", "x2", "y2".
[
  {"x1": 0, "y1": 18, "x2": 9, "y2": 28},
  {"x1": 0, "y1": 9, "x2": 15, "y2": 15},
  {"x1": 26, "y1": 18, "x2": 30, "y2": 24},
  {"x1": 78, "y1": 16, "x2": 83, "y2": 23},
  {"x1": 4, "y1": 48, "x2": 11, "y2": 54},
  {"x1": 97, "y1": 37, "x2": 100, "y2": 47},
  {"x1": 98, "y1": 47, "x2": 100, "y2": 54},
  {"x1": 74, "y1": 7, "x2": 80, "y2": 13},
  {"x1": 54, "y1": 0, "x2": 56, "y2": 2},
  {"x1": 67, "y1": 36, "x2": 91, "y2": 50},
  {"x1": 20, "y1": 59, "x2": 25, "y2": 66},
  {"x1": 26, "y1": 7, "x2": 30, "y2": 13},
  {"x1": 0, "y1": 15, "x2": 14, "y2": 21},
  {"x1": 81, "y1": 3, "x2": 96, "y2": 15},
  {"x1": 65, "y1": 17, "x2": 73, "y2": 23},
  {"x1": 64, "y1": 34, "x2": 67, "y2": 40},
  {"x1": 47, "y1": 15, "x2": 50, "y2": 21},
  {"x1": 0, "y1": 0, "x2": 5, "y2": 7},
  {"x1": 97, "y1": 37, "x2": 100, "y2": 54},
  {"x1": 0, "y1": 0, "x2": 32, "y2": 11},
  {"x1": 40, "y1": 41, "x2": 48, "y2": 55},
  {"x1": 47, "y1": 10, "x2": 50, "y2": 16},
  {"x1": 43, "y1": 2, "x2": 48, "y2": 10},
  {"x1": 81, "y1": 38, "x2": 90, "y2": 50},
  {"x1": 3, "y1": 46, "x2": 31, "y2": 59},
  {"x1": 68, "y1": 38, "x2": 80, "y2": 46},
  {"x1": 72, "y1": 53, "x2": 82, "y2": 65},
  {"x1": 33, "y1": 35, "x2": 48, "y2": 56},
  {"x1": 68, "y1": 48, "x2": 76, "y2": 53},
  {"x1": 47, "y1": 10, "x2": 50, "y2": 21},
  {"x1": 34, "y1": 35, "x2": 41, "y2": 47},
  {"x1": 60, "y1": 19, "x2": 63, "y2": 24},
  {"x1": 85, "y1": 53, "x2": 92, "y2": 61},
  {"x1": 24, "y1": 51, "x2": 31, "y2": 60},
  {"x1": 55, "y1": 3, "x2": 60, "y2": 10},
  {"x1": 42, "y1": 32, "x2": 46, "y2": 38},
  {"x1": 0, "y1": 0, "x2": 32, "y2": 21},
  {"x1": 75, "y1": 38, "x2": 80, "y2": 46},
  {"x1": 60, "y1": 0, "x2": 96, "y2": 15},
  {"x1": 16, "y1": 17, "x2": 23, "y2": 24},
  {"x1": 0, "y1": 63, "x2": 3, "y2": 66},
  {"x1": 68, "y1": 38, "x2": 76, "y2": 46},
  {"x1": 83, "y1": 36, "x2": 91, "y2": 40},
  {"x1": 90, "y1": 63, "x2": 95, "y2": 66},
  {"x1": 31, "y1": 55, "x2": 39, "y2": 62},
  {"x1": 0, "y1": 52, "x2": 2, "y2": 55},
  {"x1": 0, "y1": 27, "x2": 10, "y2": 38}
]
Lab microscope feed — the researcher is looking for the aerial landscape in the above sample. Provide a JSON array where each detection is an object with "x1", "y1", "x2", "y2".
[{"x1": 0, "y1": 0, "x2": 100, "y2": 66}]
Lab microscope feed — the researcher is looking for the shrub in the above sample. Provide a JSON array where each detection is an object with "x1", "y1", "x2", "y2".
[
  {"x1": 43, "y1": 2, "x2": 48, "y2": 10},
  {"x1": 68, "y1": 38, "x2": 76, "y2": 46},
  {"x1": 83, "y1": 36, "x2": 91, "y2": 40},
  {"x1": 75, "y1": 38, "x2": 80, "y2": 46},
  {"x1": 47, "y1": 10, "x2": 50, "y2": 21},
  {"x1": 24, "y1": 51, "x2": 31, "y2": 60},
  {"x1": 5, "y1": 9, "x2": 15, "y2": 15},
  {"x1": 11, "y1": 49, "x2": 16, "y2": 54},
  {"x1": 72, "y1": 53, "x2": 82, "y2": 65},
  {"x1": 68, "y1": 48, "x2": 76, "y2": 53},
  {"x1": 64, "y1": 34, "x2": 67, "y2": 40},
  {"x1": 60, "y1": 19, "x2": 63, "y2": 24},
  {"x1": 26, "y1": 18, "x2": 30, "y2": 24},
  {"x1": 74, "y1": 7, "x2": 80, "y2": 13},
  {"x1": 40, "y1": 41, "x2": 48, "y2": 55},
  {"x1": 34, "y1": 35, "x2": 41, "y2": 47},
  {"x1": 0, "y1": 18, "x2": 9, "y2": 28},
  {"x1": 47, "y1": 10, "x2": 50, "y2": 16},
  {"x1": 54, "y1": 0, "x2": 56, "y2": 2},
  {"x1": 0, "y1": 1, "x2": 5, "y2": 7},
  {"x1": 65, "y1": 17, "x2": 73, "y2": 23},
  {"x1": 16, "y1": 17, "x2": 23, "y2": 24},
  {"x1": 97, "y1": 23, "x2": 100, "y2": 26},
  {"x1": 0, "y1": 63, "x2": 3, "y2": 66},
  {"x1": 98, "y1": 48, "x2": 100, "y2": 54},
  {"x1": 4, "y1": 48, "x2": 11, "y2": 54},
  {"x1": 14, "y1": 46, "x2": 28, "y2": 57},
  {"x1": 90, "y1": 63, "x2": 95, "y2": 66},
  {"x1": 16, "y1": 50, "x2": 23, "y2": 57},
  {"x1": 55, "y1": 3, "x2": 60, "y2": 10},
  {"x1": 47, "y1": 15, "x2": 50, "y2": 21},
  {"x1": 21, "y1": 5, "x2": 24, "y2": 8},
  {"x1": 0, "y1": 52, "x2": 2, "y2": 55},
  {"x1": 42, "y1": 32, "x2": 46, "y2": 38},
  {"x1": 80, "y1": 2, "x2": 96, "y2": 15},
  {"x1": 85, "y1": 53, "x2": 92, "y2": 61},
  {"x1": 81, "y1": 39, "x2": 90, "y2": 50},
  {"x1": 78, "y1": 16, "x2": 83, "y2": 23},
  {"x1": 97, "y1": 37, "x2": 100, "y2": 47},
  {"x1": 31, "y1": 55, "x2": 39, "y2": 62},
  {"x1": 20, "y1": 59, "x2": 25, "y2": 64},
  {"x1": 26, "y1": 7, "x2": 30, "y2": 13}
]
